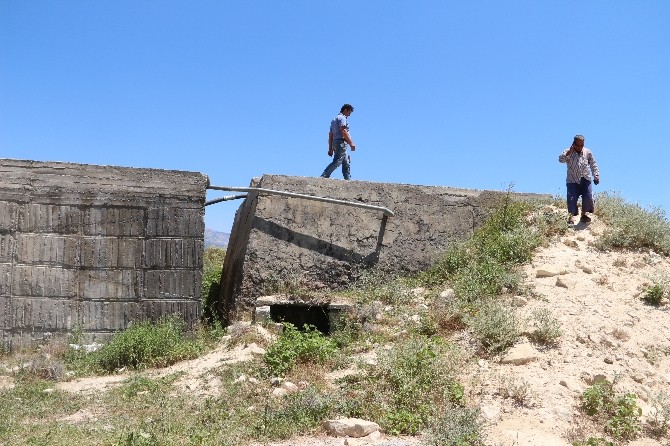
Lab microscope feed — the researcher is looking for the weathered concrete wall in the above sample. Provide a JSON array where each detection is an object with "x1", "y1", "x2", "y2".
[
  {"x1": 219, "y1": 175, "x2": 548, "y2": 321},
  {"x1": 0, "y1": 159, "x2": 208, "y2": 350}
]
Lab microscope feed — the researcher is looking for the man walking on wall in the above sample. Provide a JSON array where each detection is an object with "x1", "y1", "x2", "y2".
[
  {"x1": 321, "y1": 104, "x2": 356, "y2": 180},
  {"x1": 559, "y1": 134, "x2": 600, "y2": 225}
]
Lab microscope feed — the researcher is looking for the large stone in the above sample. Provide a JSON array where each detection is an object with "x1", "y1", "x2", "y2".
[
  {"x1": 536, "y1": 267, "x2": 568, "y2": 278},
  {"x1": 501, "y1": 343, "x2": 540, "y2": 365},
  {"x1": 323, "y1": 418, "x2": 380, "y2": 438}
]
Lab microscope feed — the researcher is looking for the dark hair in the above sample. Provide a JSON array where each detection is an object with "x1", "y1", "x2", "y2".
[{"x1": 340, "y1": 104, "x2": 354, "y2": 113}]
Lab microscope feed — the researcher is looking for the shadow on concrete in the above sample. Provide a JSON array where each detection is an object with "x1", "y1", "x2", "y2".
[{"x1": 253, "y1": 214, "x2": 388, "y2": 267}]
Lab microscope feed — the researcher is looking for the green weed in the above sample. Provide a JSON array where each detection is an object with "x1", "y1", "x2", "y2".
[
  {"x1": 95, "y1": 316, "x2": 206, "y2": 372},
  {"x1": 572, "y1": 438, "x2": 614, "y2": 446},
  {"x1": 648, "y1": 392, "x2": 670, "y2": 437},
  {"x1": 580, "y1": 379, "x2": 641, "y2": 441},
  {"x1": 264, "y1": 323, "x2": 338, "y2": 377},
  {"x1": 420, "y1": 195, "x2": 550, "y2": 304},
  {"x1": 643, "y1": 283, "x2": 665, "y2": 306}
]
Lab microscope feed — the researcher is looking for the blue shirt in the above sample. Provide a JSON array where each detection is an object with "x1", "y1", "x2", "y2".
[{"x1": 330, "y1": 113, "x2": 349, "y2": 142}]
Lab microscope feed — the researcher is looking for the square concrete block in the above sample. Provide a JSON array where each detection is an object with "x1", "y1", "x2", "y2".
[
  {"x1": 0, "y1": 201, "x2": 18, "y2": 232},
  {"x1": 16, "y1": 234, "x2": 80, "y2": 266},
  {"x1": 81, "y1": 237, "x2": 143, "y2": 268},
  {"x1": 144, "y1": 269, "x2": 200, "y2": 299},
  {"x1": 83, "y1": 207, "x2": 145, "y2": 237},
  {"x1": 0, "y1": 235, "x2": 15, "y2": 263},
  {"x1": 8, "y1": 297, "x2": 77, "y2": 331},
  {"x1": 12, "y1": 265, "x2": 78, "y2": 298},
  {"x1": 146, "y1": 207, "x2": 204, "y2": 237},
  {"x1": 144, "y1": 239, "x2": 203, "y2": 268},
  {"x1": 79, "y1": 269, "x2": 143, "y2": 300},
  {"x1": 18, "y1": 204, "x2": 82, "y2": 234},
  {"x1": 0, "y1": 264, "x2": 10, "y2": 296}
]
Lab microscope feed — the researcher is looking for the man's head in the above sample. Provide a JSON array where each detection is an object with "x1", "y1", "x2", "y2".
[
  {"x1": 572, "y1": 134, "x2": 585, "y2": 152},
  {"x1": 340, "y1": 104, "x2": 354, "y2": 116}
]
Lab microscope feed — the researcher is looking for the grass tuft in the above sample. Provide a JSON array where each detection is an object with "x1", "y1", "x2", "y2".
[{"x1": 264, "y1": 323, "x2": 338, "y2": 377}]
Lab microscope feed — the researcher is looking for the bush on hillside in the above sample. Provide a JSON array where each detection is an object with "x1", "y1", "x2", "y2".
[
  {"x1": 340, "y1": 336, "x2": 464, "y2": 435},
  {"x1": 420, "y1": 194, "x2": 549, "y2": 307},
  {"x1": 594, "y1": 192, "x2": 670, "y2": 255}
]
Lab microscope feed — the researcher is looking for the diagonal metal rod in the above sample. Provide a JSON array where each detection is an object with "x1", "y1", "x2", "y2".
[
  {"x1": 207, "y1": 185, "x2": 394, "y2": 217},
  {"x1": 205, "y1": 194, "x2": 248, "y2": 206}
]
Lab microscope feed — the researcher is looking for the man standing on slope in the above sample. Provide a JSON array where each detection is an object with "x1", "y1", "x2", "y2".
[
  {"x1": 559, "y1": 134, "x2": 600, "y2": 225},
  {"x1": 321, "y1": 104, "x2": 356, "y2": 180}
]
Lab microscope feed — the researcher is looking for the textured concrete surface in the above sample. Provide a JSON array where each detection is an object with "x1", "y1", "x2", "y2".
[
  {"x1": 0, "y1": 159, "x2": 208, "y2": 350},
  {"x1": 219, "y1": 175, "x2": 549, "y2": 322}
]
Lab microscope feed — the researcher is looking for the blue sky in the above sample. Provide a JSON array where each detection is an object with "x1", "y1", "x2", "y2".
[{"x1": 2, "y1": 1, "x2": 669, "y2": 232}]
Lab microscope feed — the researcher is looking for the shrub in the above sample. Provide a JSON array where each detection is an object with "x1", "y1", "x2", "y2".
[
  {"x1": 420, "y1": 195, "x2": 547, "y2": 303},
  {"x1": 95, "y1": 316, "x2": 206, "y2": 372},
  {"x1": 582, "y1": 380, "x2": 615, "y2": 416},
  {"x1": 264, "y1": 323, "x2": 338, "y2": 377},
  {"x1": 580, "y1": 379, "x2": 641, "y2": 441},
  {"x1": 347, "y1": 269, "x2": 411, "y2": 306},
  {"x1": 594, "y1": 192, "x2": 670, "y2": 255},
  {"x1": 254, "y1": 386, "x2": 333, "y2": 440},
  {"x1": 648, "y1": 392, "x2": 670, "y2": 437},
  {"x1": 423, "y1": 406, "x2": 487, "y2": 446},
  {"x1": 342, "y1": 336, "x2": 464, "y2": 435},
  {"x1": 467, "y1": 299, "x2": 519, "y2": 355},
  {"x1": 643, "y1": 283, "x2": 665, "y2": 306},
  {"x1": 527, "y1": 308, "x2": 562, "y2": 345},
  {"x1": 496, "y1": 373, "x2": 535, "y2": 407},
  {"x1": 452, "y1": 257, "x2": 520, "y2": 304}
]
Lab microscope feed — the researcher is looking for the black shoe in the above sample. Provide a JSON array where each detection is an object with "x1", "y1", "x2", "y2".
[{"x1": 580, "y1": 215, "x2": 591, "y2": 223}]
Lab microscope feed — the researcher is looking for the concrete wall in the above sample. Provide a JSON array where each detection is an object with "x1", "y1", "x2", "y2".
[
  {"x1": 0, "y1": 159, "x2": 208, "y2": 350},
  {"x1": 219, "y1": 175, "x2": 548, "y2": 322}
]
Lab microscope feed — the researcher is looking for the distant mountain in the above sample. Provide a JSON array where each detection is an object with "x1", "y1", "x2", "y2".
[{"x1": 204, "y1": 228, "x2": 230, "y2": 248}]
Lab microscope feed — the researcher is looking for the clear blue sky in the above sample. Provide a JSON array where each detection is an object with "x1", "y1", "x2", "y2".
[{"x1": 2, "y1": 1, "x2": 669, "y2": 232}]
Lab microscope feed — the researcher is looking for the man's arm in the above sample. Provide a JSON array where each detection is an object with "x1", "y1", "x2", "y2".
[
  {"x1": 558, "y1": 147, "x2": 572, "y2": 163},
  {"x1": 328, "y1": 131, "x2": 333, "y2": 156},
  {"x1": 341, "y1": 126, "x2": 356, "y2": 151},
  {"x1": 588, "y1": 151, "x2": 600, "y2": 183}
]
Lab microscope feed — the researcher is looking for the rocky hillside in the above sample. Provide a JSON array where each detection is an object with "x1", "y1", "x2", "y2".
[
  {"x1": 244, "y1": 216, "x2": 670, "y2": 446},
  {"x1": 478, "y1": 217, "x2": 670, "y2": 445}
]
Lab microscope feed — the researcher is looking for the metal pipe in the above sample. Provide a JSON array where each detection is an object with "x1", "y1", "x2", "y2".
[
  {"x1": 207, "y1": 185, "x2": 394, "y2": 217},
  {"x1": 205, "y1": 194, "x2": 248, "y2": 206}
]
